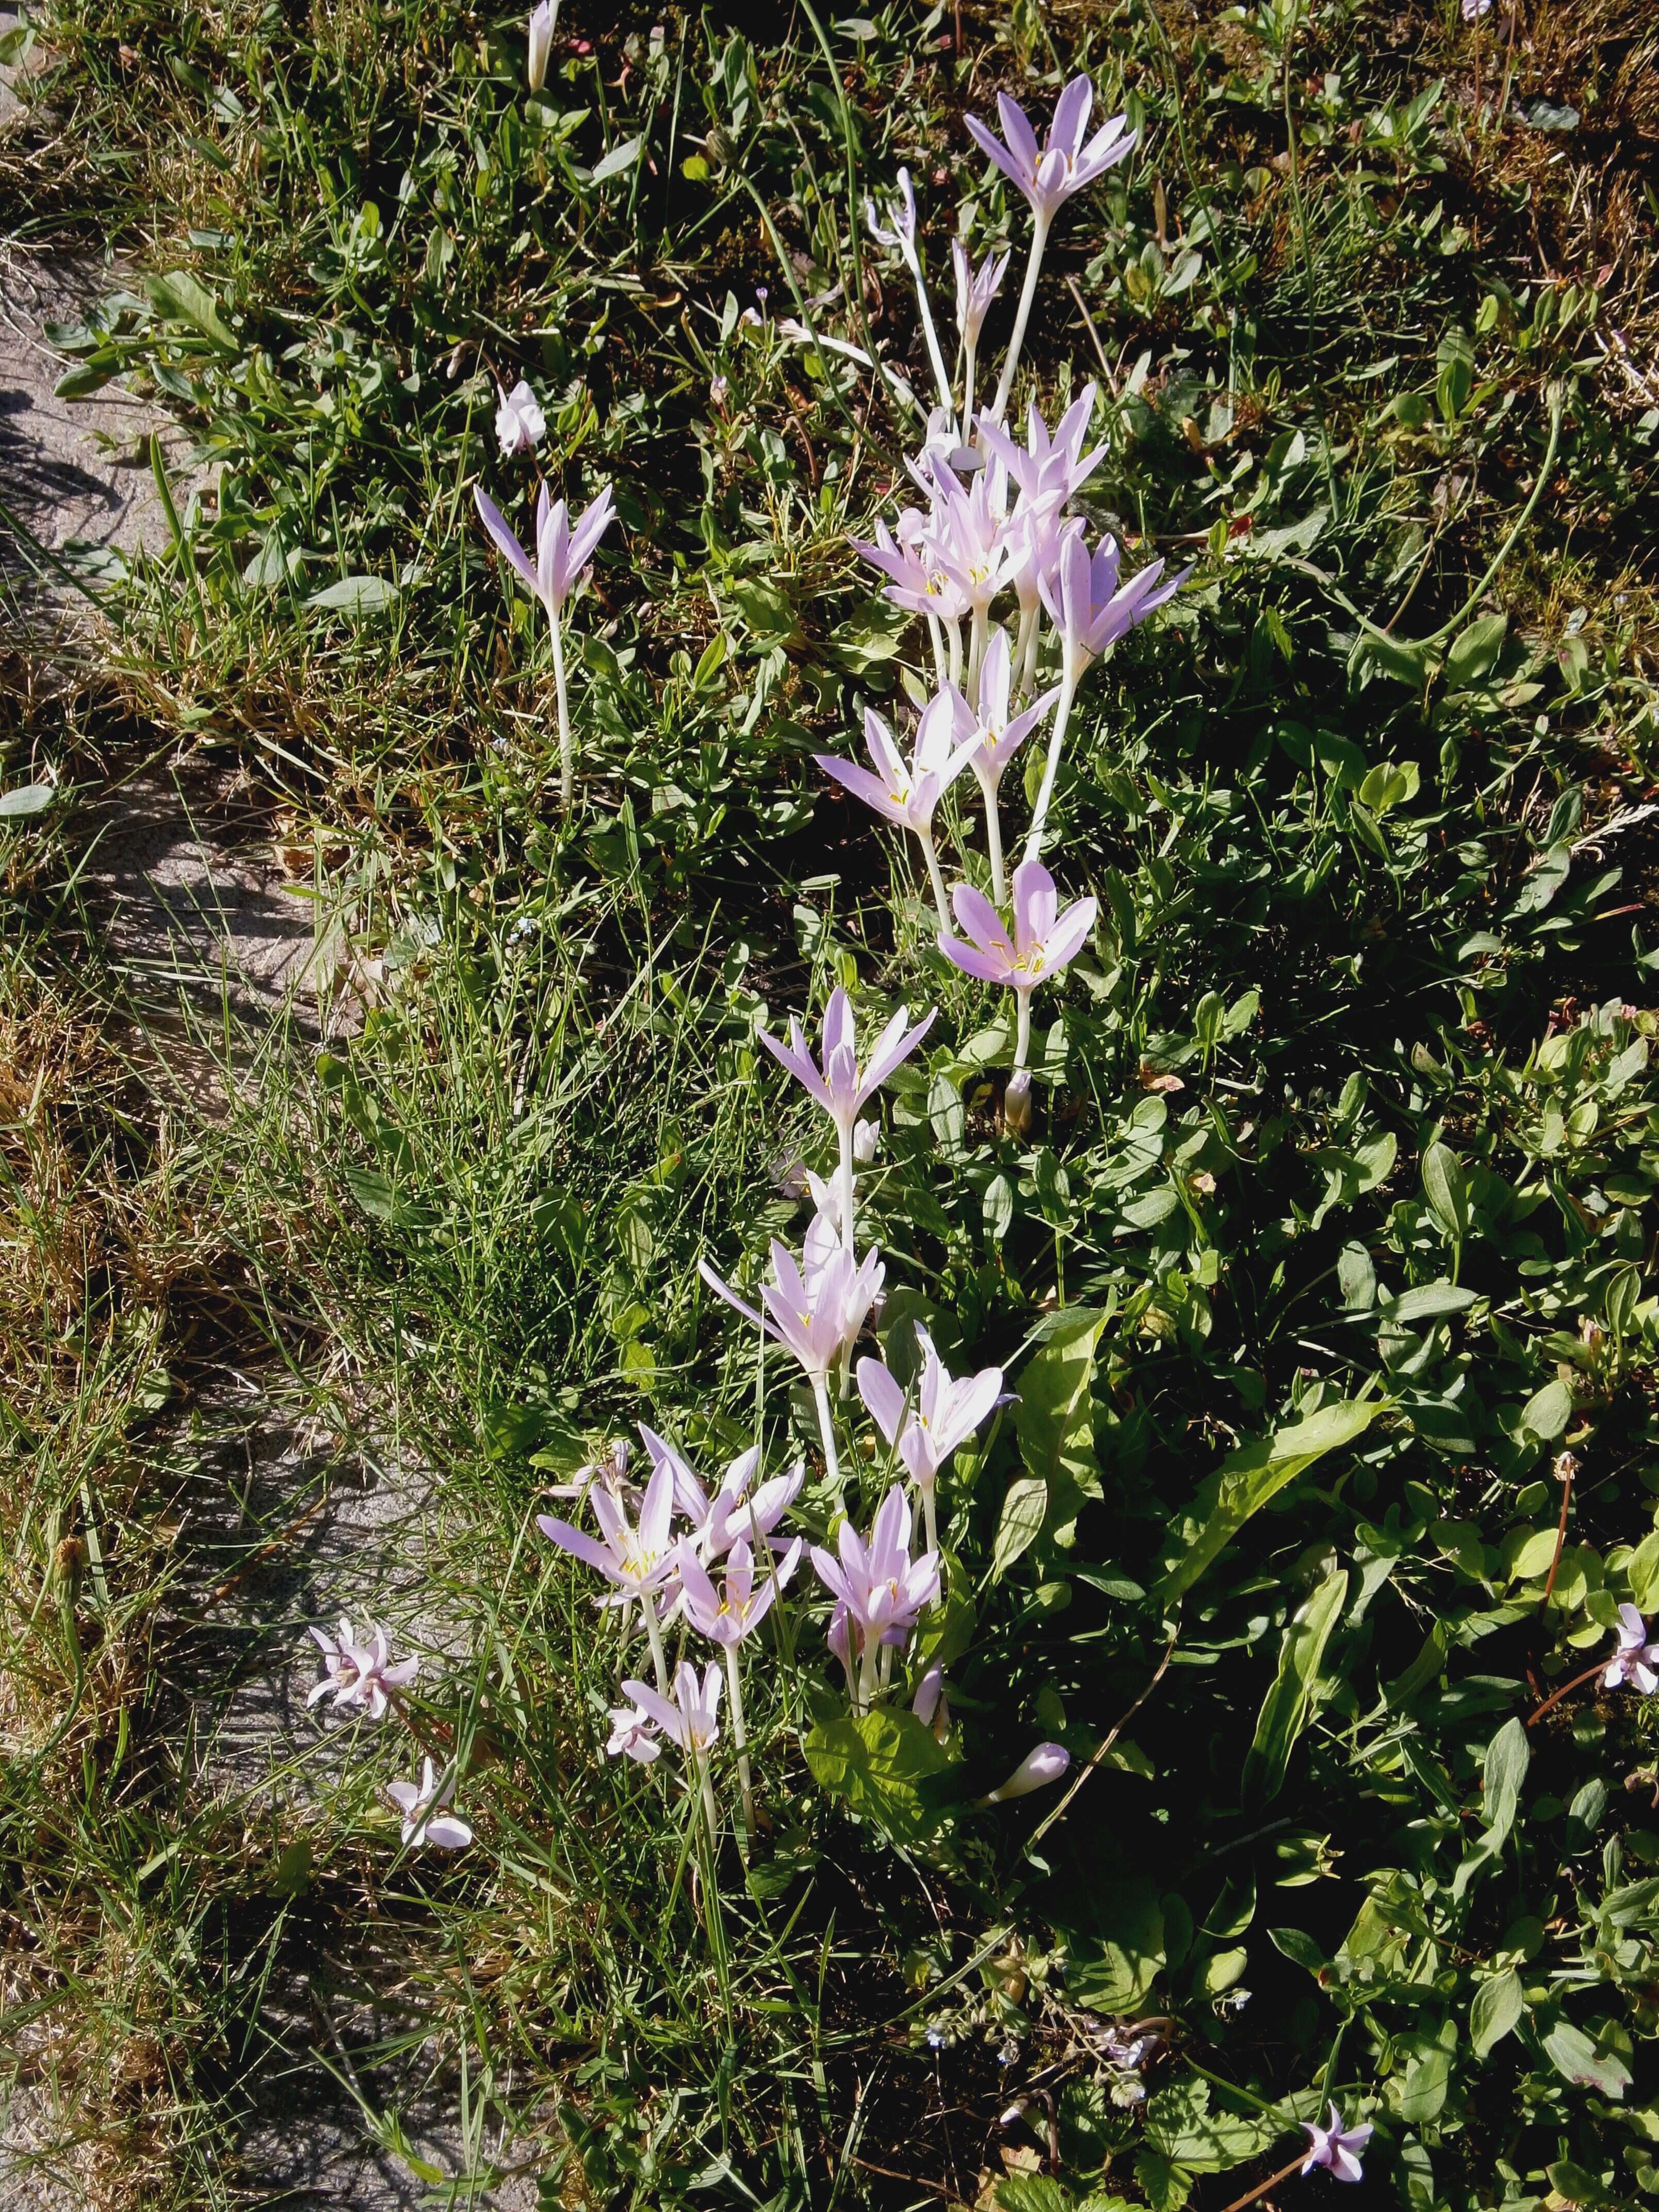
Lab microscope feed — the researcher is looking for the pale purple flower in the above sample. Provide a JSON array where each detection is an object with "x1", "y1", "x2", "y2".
[
  {"x1": 865, "y1": 168, "x2": 921, "y2": 274},
  {"x1": 810, "y1": 1485, "x2": 941, "y2": 1668},
  {"x1": 851, "y1": 511, "x2": 970, "y2": 624},
  {"x1": 676, "y1": 1536, "x2": 803, "y2": 1646},
  {"x1": 699, "y1": 1233, "x2": 884, "y2": 1385},
  {"x1": 979, "y1": 385, "x2": 1106, "y2": 506},
  {"x1": 527, "y1": 0, "x2": 556, "y2": 91},
  {"x1": 853, "y1": 1117, "x2": 880, "y2": 1163},
  {"x1": 963, "y1": 629, "x2": 1058, "y2": 792},
  {"x1": 537, "y1": 1454, "x2": 678, "y2": 1607},
  {"x1": 605, "y1": 1702, "x2": 662, "y2": 1764},
  {"x1": 952, "y1": 238, "x2": 1010, "y2": 348},
  {"x1": 473, "y1": 481, "x2": 616, "y2": 624},
  {"x1": 710, "y1": 372, "x2": 729, "y2": 408},
  {"x1": 938, "y1": 858, "x2": 1097, "y2": 998},
  {"x1": 638, "y1": 1430, "x2": 803, "y2": 1563},
  {"x1": 386, "y1": 1758, "x2": 474, "y2": 1849},
  {"x1": 759, "y1": 986, "x2": 935, "y2": 1140},
  {"x1": 1605, "y1": 1603, "x2": 1659, "y2": 1695},
  {"x1": 622, "y1": 1657, "x2": 723, "y2": 1755},
  {"x1": 494, "y1": 378, "x2": 545, "y2": 457},
  {"x1": 815, "y1": 695, "x2": 978, "y2": 838},
  {"x1": 1300, "y1": 2106, "x2": 1374, "y2": 2184},
  {"x1": 919, "y1": 454, "x2": 1014, "y2": 617},
  {"x1": 1038, "y1": 523, "x2": 1186, "y2": 687},
  {"x1": 856, "y1": 1325, "x2": 1003, "y2": 1492},
  {"x1": 986, "y1": 1742, "x2": 1070, "y2": 1801},
  {"x1": 306, "y1": 1618, "x2": 418, "y2": 1720},
  {"x1": 1462, "y1": 0, "x2": 1492, "y2": 18},
  {"x1": 912, "y1": 1659, "x2": 949, "y2": 1734},
  {"x1": 965, "y1": 76, "x2": 1137, "y2": 227}
]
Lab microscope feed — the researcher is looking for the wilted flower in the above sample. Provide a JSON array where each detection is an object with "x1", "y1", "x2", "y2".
[
  {"x1": 622, "y1": 1657, "x2": 723, "y2": 1756},
  {"x1": 306, "y1": 1618, "x2": 418, "y2": 1720},
  {"x1": 387, "y1": 1758, "x2": 474, "y2": 1849},
  {"x1": 1605, "y1": 1603, "x2": 1659, "y2": 1695},
  {"x1": 952, "y1": 237, "x2": 1010, "y2": 348},
  {"x1": 866, "y1": 168, "x2": 921, "y2": 273},
  {"x1": 605, "y1": 1702, "x2": 662, "y2": 1763},
  {"x1": 494, "y1": 377, "x2": 545, "y2": 457},
  {"x1": 1300, "y1": 2105, "x2": 1374, "y2": 2184},
  {"x1": 985, "y1": 1742, "x2": 1070, "y2": 1801},
  {"x1": 527, "y1": 0, "x2": 556, "y2": 91},
  {"x1": 965, "y1": 75, "x2": 1137, "y2": 229},
  {"x1": 913, "y1": 1659, "x2": 950, "y2": 1736}
]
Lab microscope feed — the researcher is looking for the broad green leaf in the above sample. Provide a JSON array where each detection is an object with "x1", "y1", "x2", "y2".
[
  {"x1": 993, "y1": 1477, "x2": 1048, "y2": 1579},
  {"x1": 803, "y1": 1708, "x2": 949, "y2": 1842},
  {"x1": 1471, "y1": 1967, "x2": 1523, "y2": 2057},
  {"x1": 1388, "y1": 1281, "x2": 1477, "y2": 1325},
  {"x1": 1422, "y1": 1141, "x2": 1469, "y2": 1239},
  {"x1": 1268, "y1": 1925, "x2": 1324, "y2": 1974},
  {"x1": 1151, "y1": 1399, "x2": 1380, "y2": 1605},
  {"x1": 1446, "y1": 612, "x2": 1508, "y2": 689},
  {"x1": 53, "y1": 362, "x2": 117, "y2": 399},
  {"x1": 1521, "y1": 1377, "x2": 1573, "y2": 1441},
  {"x1": 1134, "y1": 2151, "x2": 1193, "y2": 2212},
  {"x1": 1543, "y1": 2021, "x2": 1630, "y2": 2100},
  {"x1": 0, "y1": 782, "x2": 57, "y2": 820},
  {"x1": 1397, "y1": 2042, "x2": 1452, "y2": 2124},
  {"x1": 1002, "y1": 1307, "x2": 1106, "y2": 1566},
  {"x1": 590, "y1": 134, "x2": 643, "y2": 184},
  {"x1": 306, "y1": 575, "x2": 400, "y2": 615},
  {"x1": 1452, "y1": 1717, "x2": 1530, "y2": 1899},
  {"x1": 1145, "y1": 2078, "x2": 1303, "y2": 2171},
  {"x1": 1242, "y1": 1568, "x2": 1349, "y2": 1806},
  {"x1": 1069, "y1": 1881, "x2": 1164, "y2": 2012},
  {"x1": 144, "y1": 269, "x2": 237, "y2": 350}
]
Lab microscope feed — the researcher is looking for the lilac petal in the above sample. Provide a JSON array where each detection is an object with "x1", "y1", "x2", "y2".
[
  {"x1": 1051, "y1": 75, "x2": 1094, "y2": 160},
  {"x1": 938, "y1": 931, "x2": 1011, "y2": 987},
  {"x1": 856, "y1": 1357, "x2": 907, "y2": 1447},
  {"x1": 620, "y1": 1679, "x2": 683, "y2": 1742},
  {"x1": 809, "y1": 1544, "x2": 855, "y2": 1611},
  {"x1": 1012, "y1": 859, "x2": 1057, "y2": 953},
  {"x1": 472, "y1": 486, "x2": 537, "y2": 593},
  {"x1": 951, "y1": 881, "x2": 1016, "y2": 963},
  {"x1": 420, "y1": 1813, "x2": 474, "y2": 1849},
  {"x1": 537, "y1": 1515, "x2": 616, "y2": 1577},
  {"x1": 965, "y1": 112, "x2": 1031, "y2": 195},
  {"x1": 816, "y1": 753, "x2": 908, "y2": 826},
  {"x1": 759, "y1": 1024, "x2": 834, "y2": 1113},
  {"x1": 997, "y1": 91, "x2": 1040, "y2": 175},
  {"x1": 698, "y1": 1256, "x2": 766, "y2": 1332},
  {"x1": 858, "y1": 1004, "x2": 935, "y2": 1102},
  {"x1": 1037, "y1": 896, "x2": 1098, "y2": 977}
]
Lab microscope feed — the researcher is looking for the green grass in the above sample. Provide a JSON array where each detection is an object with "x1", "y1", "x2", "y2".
[{"x1": 5, "y1": 0, "x2": 1659, "y2": 2205}]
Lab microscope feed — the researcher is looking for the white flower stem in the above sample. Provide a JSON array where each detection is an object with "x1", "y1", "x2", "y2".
[
  {"x1": 1014, "y1": 601, "x2": 1039, "y2": 700},
  {"x1": 724, "y1": 1646, "x2": 755, "y2": 1852},
  {"x1": 991, "y1": 210, "x2": 1050, "y2": 423},
  {"x1": 973, "y1": 761, "x2": 1007, "y2": 903},
  {"x1": 913, "y1": 266, "x2": 954, "y2": 421},
  {"x1": 926, "y1": 609, "x2": 948, "y2": 691},
  {"x1": 920, "y1": 1479, "x2": 939, "y2": 1563},
  {"x1": 1014, "y1": 991, "x2": 1033, "y2": 1079},
  {"x1": 642, "y1": 1598, "x2": 670, "y2": 1699},
  {"x1": 919, "y1": 826, "x2": 952, "y2": 932},
  {"x1": 857, "y1": 1634, "x2": 879, "y2": 1713},
  {"x1": 967, "y1": 604, "x2": 988, "y2": 712},
  {"x1": 962, "y1": 339, "x2": 978, "y2": 450},
  {"x1": 836, "y1": 1118, "x2": 857, "y2": 1254},
  {"x1": 946, "y1": 617, "x2": 963, "y2": 690},
  {"x1": 812, "y1": 1374, "x2": 844, "y2": 1511},
  {"x1": 693, "y1": 1742, "x2": 722, "y2": 1856},
  {"x1": 549, "y1": 606, "x2": 573, "y2": 811},
  {"x1": 1023, "y1": 664, "x2": 1079, "y2": 864}
]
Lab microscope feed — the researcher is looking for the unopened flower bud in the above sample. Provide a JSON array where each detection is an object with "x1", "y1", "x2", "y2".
[
  {"x1": 527, "y1": 0, "x2": 556, "y2": 91},
  {"x1": 853, "y1": 1117, "x2": 880, "y2": 1162},
  {"x1": 985, "y1": 1741, "x2": 1069, "y2": 1802},
  {"x1": 1004, "y1": 1068, "x2": 1033, "y2": 1137}
]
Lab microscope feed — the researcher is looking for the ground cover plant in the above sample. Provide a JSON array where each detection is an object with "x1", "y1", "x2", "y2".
[{"x1": 4, "y1": 0, "x2": 1659, "y2": 2206}]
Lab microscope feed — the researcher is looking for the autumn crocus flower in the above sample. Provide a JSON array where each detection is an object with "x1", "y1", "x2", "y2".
[
  {"x1": 473, "y1": 481, "x2": 616, "y2": 808},
  {"x1": 622, "y1": 1659, "x2": 725, "y2": 1841},
  {"x1": 306, "y1": 1618, "x2": 418, "y2": 1720},
  {"x1": 638, "y1": 1427, "x2": 803, "y2": 1562},
  {"x1": 606, "y1": 1702, "x2": 661, "y2": 1764},
  {"x1": 526, "y1": 0, "x2": 556, "y2": 91},
  {"x1": 952, "y1": 238, "x2": 1009, "y2": 445},
  {"x1": 985, "y1": 1742, "x2": 1070, "y2": 1802},
  {"x1": 1300, "y1": 2106, "x2": 1374, "y2": 2183},
  {"x1": 494, "y1": 378, "x2": 545, "y2": 457},
  {"x1": 955, "y1": 628, "x2": 1059, "y2": 900},
  {"x1": 979, "y1": 384, "x2": 1106, "y2": 508},
  {"x1": 759, "y1": 986, "x2": 934, "y2": 1247},
  {"x1": 1026, "y1": 525, "x2": 1185, "y2": 860},
  {"x1": 938, "y1": 858, "x2": 1097, "y2": 1134},
  {"x1": 678, "y1": 1536, "x2": 802, "y2": 1839},
  {"x1": 856, "y1": 1322, "x2": 1003, "y2": 1553},
  {"x1": 538, "y1": 1454, "x2": 677, "y2": 1691},
  {"x1": 866, "y1": 167, "x2": 953, "y2": 418},
  {"x1": 387, "y1": 1758, "x2": 473, "y2": 1850},
  {"x1": 810, "y1": 1485, "x2": 941, "y2": 1710},
  {"x1": 1605, "y1": 1603, "x2": 1659, "y2": 1694},
  {"x1": 966, "y1": 77, "x2": 1137, "y2": 418},
  {"x1": 816, "y1": 695, "x2": 979, "y2": 928}
]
